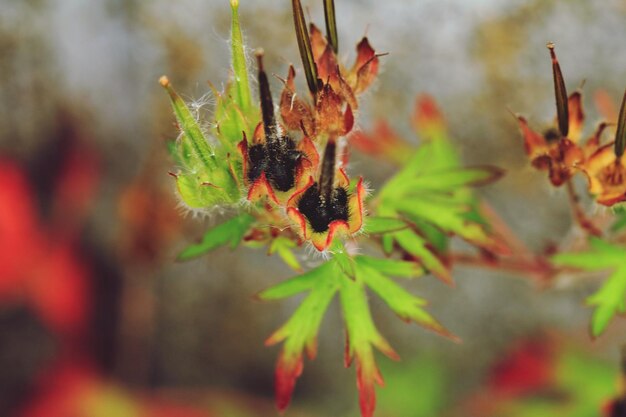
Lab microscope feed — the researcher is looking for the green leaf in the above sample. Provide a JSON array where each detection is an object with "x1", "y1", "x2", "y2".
[
  {"x1": 364, "y1": 217, "x2": 409, "y2": 234},
  {"x1": 376, "y1": 126, "x2": 503, "y2": 266},
  {"x1": 268, "y1": 236, "x2": 302, "y2": 271},
  {"x1": 262, "y1": 251, "x2": 451, "y2": 416},
  {"x1": 611, "y1": 208, "x2": 626, "y2": 232},
  {"x1": 377, "y1": 356, "x2": 449, "y2": 417},
  {"x1": 339, "y1": 270, "x2": 398, "y2": 360},
  {"x1": 392, "y1": 229, "x2": 452, "y2": 284},
  {"x1": 339, "y1": 268, "x2": 399, "y2": 417},
  {"x1": 357, "y1": 259, "x2": 455, "y2": 339},
  {"x1": 257, "y1": 261, "x2": 335, "y2": 301},
  {"x1": 410, "y1": 217, "x2": 448, "y2": 253},
  {"x1": 264, "y1": 264, "x2": 339, "y2": 349},
  {"x1": 552, "y1": 238, "x2": 626, "y2": 337},
  {"x1": 356, "y1": 255, "x2": 424, "y2": 278},
  {"x1": 394, "y1": 166, "x2": 504, "y2": 193},
  {"x1": 552, "y1": 238, "x2": 623, "y2": 270},
  {"x1": 260, "y1": 261, "x2": 342, "y2": 412},
  {"x1": 177, "y1": 213, "x2": 254, "y2": 261},
  {"x1": 332, "y1": 241, "x2": 357, "y2": 279},
  {"x1": 587, "y1": 266, "x2": 626, "y2": 337}
]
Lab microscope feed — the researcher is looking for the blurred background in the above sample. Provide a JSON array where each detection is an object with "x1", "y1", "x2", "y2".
[{"x1": 2, "y1": 0, "x2": 626, "y2": 416}]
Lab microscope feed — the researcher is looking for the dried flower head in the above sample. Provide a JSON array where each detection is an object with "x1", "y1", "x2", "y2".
[
  {"x1": 580, "y1": 90, "x2": 626, "y2": 206},
  {"x1": 516, "y1": 43, "x2": 586, "y2": 186}
]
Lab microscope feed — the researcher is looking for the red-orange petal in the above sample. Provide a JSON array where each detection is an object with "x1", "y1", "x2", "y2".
[
  {"x1": 343, "y1": 104, "x2": 354, "y2": 135},
  {"x1": 351, "y1": 37, "x2": 379, "y2": 94},
  {"x1": 516, "y1": 115, "x2": 548, "y2": 158},
  {"x1": 309, "y1": 23, "x2": 327, "y2": 61},
  {"x1": 316, "y1": 45, "x2": 338, "y2": 84},
  {"x1": 567, "y1": 91, "x2": 584, "y2": 142}
]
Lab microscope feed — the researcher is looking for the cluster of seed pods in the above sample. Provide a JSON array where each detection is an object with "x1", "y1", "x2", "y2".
[{"x1": 239, "y1": 0, "x2": 380, "y2": 251}]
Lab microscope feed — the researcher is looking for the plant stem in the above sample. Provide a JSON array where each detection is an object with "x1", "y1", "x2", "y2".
[
  {"x1": 565, "y1": 179, "x2": 602, "y2": 237},
  {"x1": 450, "y1": 252, "x2": 557, "y2": 284}
]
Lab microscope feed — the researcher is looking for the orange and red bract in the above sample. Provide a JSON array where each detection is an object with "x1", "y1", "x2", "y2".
[
  {"x1": 17, "y1": 360, "x2": 215, "y2": 417},
  {"x1": 0, "y1": 160, "x2": 92, "y2": 341},
  {"x1": 488, "y1": 338, "x2": 555, "y2": 397}
]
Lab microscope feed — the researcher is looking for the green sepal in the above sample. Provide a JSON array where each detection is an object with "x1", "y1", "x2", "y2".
[
  {"x1": 160, "y1": 77, "x2": 215, "y2": 169},
  {"x1": 229, "y1": 0, "x2": 253, "y2": 116},
  {"x1": 174, "y1": 162, "x2": 241, "y2": 208}
]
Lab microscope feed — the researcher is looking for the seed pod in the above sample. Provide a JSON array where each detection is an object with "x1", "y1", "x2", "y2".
[
  {"x1": 243, "y1": 52, "x2": 304, "y2": 194},
  {"x1": 292, "y1": 0, "x2": 321, "y2": 96},
  {"x1": 323, "y1": 0, "x2": 338, "y2": 54},
  {"x1": 547, "y1": 42, "x2": 569, "y2": 138},
  {"x1": 615, "y1": 89, "x2": 626, "y2": 158}
]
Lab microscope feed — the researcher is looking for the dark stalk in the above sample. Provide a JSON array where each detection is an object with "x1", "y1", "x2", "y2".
[
  {"x1": 256, "y1": 51, "x2": 277, "y2": 141},
  {"x1": 319, "y1": 139, "x2": 336, "y2": 202}
]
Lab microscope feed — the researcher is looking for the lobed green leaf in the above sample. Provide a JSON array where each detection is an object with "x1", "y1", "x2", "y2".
[
  {"x1": 264, "y1": 268, "x2": 339, "y2": 353},
  {"x1": 364, "y1": 217, "x2": 409, "y2": 234},
  {"x1": 395, "y1": 166, "x2": 504, "y2": 193},
  {"x1": 356, "y1": 255, "x2": 424, "y2": 279},
  {"x1": 339, "y1": 272, "x2": 397, "y2": 360},
  {"x1": 269, "y1": 236, "x2": 302, "y2": 272},
  {"x1": 391, "y1": 229, "x2": 452, "y2": 284},
  {"x1": 257, "y1": 261, "x2": 336, "y2": 301},
  {"x1": 177, "y1": 212, "x2": 254, "y2": 261},
  {"x1": 357, "y1": 261, "x2": 455, "y2": 339},
  {"x1": 552, "y1": 238, "x2": 626, "y2": 337},
  {"x1": 586, "y1": 266, "x2": 626, "y2": 338}
]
